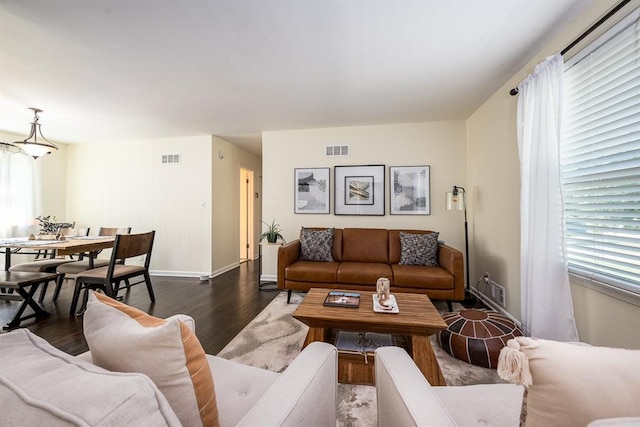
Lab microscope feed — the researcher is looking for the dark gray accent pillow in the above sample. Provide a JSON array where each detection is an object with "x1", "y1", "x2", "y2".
[
  {"x1": 300, "y1": 228, "x2": 334, "y2": 262},
  {"x1": 399, "y1": 232, "x2": 440, "y2": 266}
]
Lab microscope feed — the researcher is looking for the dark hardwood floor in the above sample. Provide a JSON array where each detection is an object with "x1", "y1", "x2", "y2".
[
  {"x1": 2, "y1": 261, "x2": 487, "y2": 357},
  {"x1": 0, "y1": 260, "x2": 279, "y2": 356}
]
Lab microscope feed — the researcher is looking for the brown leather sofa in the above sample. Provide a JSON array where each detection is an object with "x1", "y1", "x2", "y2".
[{"x1": 278, "y1": 228, "x2": 464, "y2": 307}]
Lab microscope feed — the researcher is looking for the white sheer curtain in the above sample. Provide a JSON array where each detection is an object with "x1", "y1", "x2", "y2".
[
  {"x1": 0, "y1": 147, "x2": 41, "y2": 239},
  {"x1": 516, "y1": 53, "x2": 579, "y2": 341}
]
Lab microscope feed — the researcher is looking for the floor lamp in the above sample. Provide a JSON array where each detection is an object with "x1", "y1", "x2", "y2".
[{"x1": 446, "y1": 186, "x2": 472, "y2": 299}]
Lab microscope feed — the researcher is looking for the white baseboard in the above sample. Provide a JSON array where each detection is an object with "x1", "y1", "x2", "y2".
[
  {"x1": 151, "y1": 261, "x2": 240, "y2": 280},
  {"x1": 211, "y1": 262, "x2": 240, "y2": 278},
  {"x1": 260, "y1": 274, "x2": 277, "y2": 283},
  {"x1": 150, "y1": 270, "x2": 208, "y2": 278}
]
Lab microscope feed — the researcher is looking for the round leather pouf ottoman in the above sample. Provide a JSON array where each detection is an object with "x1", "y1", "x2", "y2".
[{"x1": 437, "y1": 309, "x2": 522, "y2": 369}]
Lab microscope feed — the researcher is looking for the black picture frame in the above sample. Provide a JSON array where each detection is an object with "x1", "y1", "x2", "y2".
[{"x1": 334, "y1": 165, "x2": 385, "y2": 215}]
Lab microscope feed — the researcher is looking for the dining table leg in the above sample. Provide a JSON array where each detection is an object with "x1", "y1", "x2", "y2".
[{"x1": 3, "y1": 281, "x2": 51, "y2": 330}]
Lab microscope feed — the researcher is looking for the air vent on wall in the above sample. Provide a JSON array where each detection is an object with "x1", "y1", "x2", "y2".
[
  {"x1": 325, "y1": 145, "x2": 350, "y2": 157},
  {"x1": 161, "y1": 154, "x2": 181, "y2": 164}
]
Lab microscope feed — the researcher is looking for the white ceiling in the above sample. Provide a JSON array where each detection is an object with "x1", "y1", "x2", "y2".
[{"x1": 0, "y1": 0, "x2": 595, "y2": 155}]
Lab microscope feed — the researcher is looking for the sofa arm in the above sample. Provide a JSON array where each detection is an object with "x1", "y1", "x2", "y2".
[
  {"x1": 375, "y1": 346, "x2": 456, "y2": 427},
  {"x1": 438, "y1": 244, "x2": 465, "y2": 300},
  {"x1": 278, "y1": 240, "x2": 301, "y2": 290},
  {"x1": 238, "y1": 342, "x2": 337, "y2": 427}
]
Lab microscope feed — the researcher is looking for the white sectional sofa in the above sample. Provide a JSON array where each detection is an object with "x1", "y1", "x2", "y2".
[
  {"x1": 375, "y1": 340, "x2": 640, "y2": 427},
  {"x1": 0, "y1": 327, "x2": 337, "y2": 426},
  {"x1": 375, "y1": 346, "x2": 523, "y2": 426}
]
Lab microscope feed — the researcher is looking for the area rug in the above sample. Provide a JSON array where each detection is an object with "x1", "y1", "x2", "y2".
[{"x1": 217, "y1": 291, "x2": 503, "y2": 426}]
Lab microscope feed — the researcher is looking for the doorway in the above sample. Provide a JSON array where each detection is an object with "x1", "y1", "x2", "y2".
[{"x1": 239, "y1": 168, "x2": 254, "y2": 263}]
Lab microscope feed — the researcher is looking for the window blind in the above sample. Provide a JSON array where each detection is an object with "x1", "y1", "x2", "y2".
[{"x1": 561, "y1": 12, "x2": 640, "y2": 294}]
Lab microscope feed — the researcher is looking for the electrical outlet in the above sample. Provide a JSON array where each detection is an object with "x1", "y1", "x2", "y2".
[{"x1": 482, "y1": 272, "x2": 491, "y2": 285}]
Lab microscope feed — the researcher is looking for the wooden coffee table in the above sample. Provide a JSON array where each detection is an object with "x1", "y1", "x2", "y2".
[{"x1": 293, "y1": 288, "x2": 448, "y2": 386}]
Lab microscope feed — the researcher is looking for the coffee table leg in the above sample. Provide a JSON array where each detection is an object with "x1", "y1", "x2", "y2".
[
  {"x1": 302, "y1": 327, "x2": 327, "y2": 348},
  {"x1": 410, "y1": 335, "x2": 447, "y2": 386}
]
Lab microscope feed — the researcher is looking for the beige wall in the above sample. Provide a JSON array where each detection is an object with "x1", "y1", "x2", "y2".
[
  {"x1": 65, "y1": 136, "x2": 213, "y2": 276},
  {"x1": 262, "y1": 121, "x2": 468, "y2": 260},
  {"x1": 39, "y1": 142, "x2": 68, "y2": 222},
  {"x1": 466, "y1": 0, "x2": 640, "y2": 348},
  {"x1": 211, "y1": 136, "x2": 262, "y2": 275},
  {"x1": 19, "y1": 132, "x2": 262, "y2": 278}
]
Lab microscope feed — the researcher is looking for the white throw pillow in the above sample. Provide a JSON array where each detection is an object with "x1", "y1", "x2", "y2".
[
  {"x1": 498, "y1": 337, "x2": 640, "y2": 427},
  {"x1": 0, "y1": 329, "x2": 180, "y2": 426},
  {"x1": 84, "y1": 292, "x2": 219, "y2": 427}
]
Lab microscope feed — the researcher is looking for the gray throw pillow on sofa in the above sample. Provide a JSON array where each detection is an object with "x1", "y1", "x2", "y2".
[
  {"x1": 399, "y1": 232, "x2": 439, "y2": 266},
  {"x1": 300, "y1": 228, "x2": 334, "y2": 262}
]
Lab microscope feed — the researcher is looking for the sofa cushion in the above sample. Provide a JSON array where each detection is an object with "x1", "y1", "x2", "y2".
[
  {"x1": 392, "y1": 264, "x2": 453, "y2": 289},
  {"x1": 342, "y1": 228, "x2": 389, "y2": 263},
  {"x1": 498, "y1": 337, "x2": 640, "y2": 427},
  {"x1": 286, "y1": 260, "x2": 340, "y2": 283},
  {"x1": 434, "y1": 384, "x2": 524, "y2": 427},
  {"x1": 0, "y1": 329, "x2": 180, "y2": 426},
  {"x1": 337, "y1": 262, "x2": 393, "y2": 285},
  {"x1": 207, "y1": 355, "x2": 278, "y2": 427},
  {"x1": 300, "y1": 227, "x2": 334, "y2": 262},
  {"x1": 84, "y1": 292, "x2": 219, "y2": 427},
  {"x1": 399, "y1": 231, "x2": 439, "y2": 266}
]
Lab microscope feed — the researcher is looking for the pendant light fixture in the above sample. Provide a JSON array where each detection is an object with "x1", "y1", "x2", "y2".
[{"x1": 12, "y1": 107, "x2": 58, "y2": 159}]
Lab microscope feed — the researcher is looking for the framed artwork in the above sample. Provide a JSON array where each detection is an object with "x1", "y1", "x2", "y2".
[
  {"x1": 390, "y1": 165, "x2": 431, "y2": 215},
  {"x1": 294, "y1": 168, "x2": 330, "y2": 214},
  {"x1": 335, "y1": 165, "x2": 385, "y2": 215}
]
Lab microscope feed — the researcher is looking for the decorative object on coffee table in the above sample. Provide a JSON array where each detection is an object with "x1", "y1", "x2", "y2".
[
  {"x1": 376, "y1": 277, "x2": 390, "y2": 302},
  {"x1": 323, "y1": 291, "x2": 360, "y2": 308},
  {"x1": 437, "y1": 308, "x2": 522, "y2": 369}
]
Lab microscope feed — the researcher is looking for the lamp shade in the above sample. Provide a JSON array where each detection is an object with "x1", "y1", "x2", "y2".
[
  {"x1": 445, "y1": 191, "x2": 464, "y2": 211},
  {"x1": 12, "y1": 108, "x2": 58, "y2": 159}
]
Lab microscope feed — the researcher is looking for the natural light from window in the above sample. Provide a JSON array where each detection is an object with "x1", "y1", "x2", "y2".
[{"x1": 561, "y1": 10, "x2": 640, "y2": 296}]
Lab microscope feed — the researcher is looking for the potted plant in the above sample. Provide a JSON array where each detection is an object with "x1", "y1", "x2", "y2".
[{"x1": 260, "y1": 219, "x2": 285, "y2": 244}]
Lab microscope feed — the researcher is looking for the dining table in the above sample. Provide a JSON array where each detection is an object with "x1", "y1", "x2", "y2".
[
  {"x1": 0, "y1": 236, "x2": 116, "y2": 329},
  {"x1": 0, "y1": 236, "x2": 116, "y2": 271}
]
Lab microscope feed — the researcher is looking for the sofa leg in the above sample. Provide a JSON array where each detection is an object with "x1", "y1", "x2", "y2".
[
  {"x1": 287, "y1": 290, "x2": 292, "y2": 303},
  {"x1": 447, "y1": 300, "x2": 453, "y2": 312}
]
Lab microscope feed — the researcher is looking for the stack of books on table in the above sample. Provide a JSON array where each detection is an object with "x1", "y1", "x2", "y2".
[{"x1": 334, "y1": 331, "x2": 395, "y2": 364}]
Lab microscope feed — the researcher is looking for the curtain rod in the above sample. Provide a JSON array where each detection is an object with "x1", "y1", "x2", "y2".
[{"x1": 509, "y1": 0, "x2": 631, "y2": 96}]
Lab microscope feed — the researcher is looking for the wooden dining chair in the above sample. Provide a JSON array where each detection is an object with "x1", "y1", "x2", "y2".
[
  {"x1": 69, "y1": 231, "x2": 156, "y2": 316},
  {"x1": 52, "y1": 227, "x2": 131, "y2": 302}
]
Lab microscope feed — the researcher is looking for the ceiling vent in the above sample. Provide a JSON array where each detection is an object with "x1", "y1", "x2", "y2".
[
  {"x1": 325, "y1": 145, "x2": 350, "y2": 157},
  {"x1": 162, "y1": 154, "x2": 181, "y2": 164}
]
